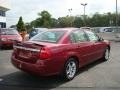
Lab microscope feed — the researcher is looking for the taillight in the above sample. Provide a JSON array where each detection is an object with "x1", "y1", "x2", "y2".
[
  {"x1": 39, "y1": 47, "x2": 52, "y2": 60},
  {"x1": 1, "y1": 38, "x2": 7, "y2": 41}
]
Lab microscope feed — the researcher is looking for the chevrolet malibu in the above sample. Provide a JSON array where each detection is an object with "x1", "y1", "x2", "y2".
[{"x1": 11, "y1": 28, "x2": 110, "y2": 80}]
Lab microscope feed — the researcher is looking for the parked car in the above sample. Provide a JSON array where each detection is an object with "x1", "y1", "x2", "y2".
[
  {"x1": 99, "y1": 27, "x2": 114, "y2": 33},
  {"x1": 11, "y1": 28, "x2": 110, "y2": 80},
  {"x1": 0, "y1": 28, "x2": 22, "y2": 48},
  {"x1": 29, "y1": 28, "x2": 47, "y2": 39}
]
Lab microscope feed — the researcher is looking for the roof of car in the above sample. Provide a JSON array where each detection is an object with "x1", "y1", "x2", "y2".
[
  {"x1": 48, "y1": 28, "x2": 93, "y2": 33},
  {"x1": 48, "y1": 28, "x2": 80, "y2": 31},
  {"x1": 0, "y1": 28, "x2": 15, "y2": 30},
  {"x1": 34, "y1": 28, "x2": 47, "y2": 29}
]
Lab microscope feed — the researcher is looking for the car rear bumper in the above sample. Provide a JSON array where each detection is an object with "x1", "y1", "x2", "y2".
[
  {"x1": 11, "y1": 56, "x2": 49, "y2": 76},
  {"x1": 1, "y1": 41, "x2": 13, "y2": 47}
]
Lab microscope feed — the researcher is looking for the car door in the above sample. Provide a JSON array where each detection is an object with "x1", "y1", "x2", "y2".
[
  {"x1": 85, "y1": 31, "x2": 105, "y2": 61},
  {"x1": 70, "y1": 30, "x2": 94, "y2": 66}
]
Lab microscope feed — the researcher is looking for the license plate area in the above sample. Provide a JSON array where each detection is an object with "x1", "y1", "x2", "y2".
[{"x1": 19, "y1": 50, "x2": 31, "y2": 59}]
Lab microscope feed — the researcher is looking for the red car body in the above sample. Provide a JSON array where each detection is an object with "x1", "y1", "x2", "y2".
[
  {"x1": 0, "y1": 29, "x2": 22, "y2": 48},
  {"x1": 11, "y1": 28, "x2": 110, "y2": 77}
]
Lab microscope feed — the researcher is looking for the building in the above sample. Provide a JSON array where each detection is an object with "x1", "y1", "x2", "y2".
[{"x1": 0, "y1": 0, "x2": 10, "y2": 28}]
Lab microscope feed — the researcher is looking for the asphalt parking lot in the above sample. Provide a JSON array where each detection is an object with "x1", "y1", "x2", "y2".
[{"x1": 0, "y1": 41, "x2": 120, "y2": 90}]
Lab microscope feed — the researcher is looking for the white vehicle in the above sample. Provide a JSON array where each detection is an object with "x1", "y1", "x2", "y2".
[{"x1": 99, "y1": 27, "x2": 114, "y2": 33}]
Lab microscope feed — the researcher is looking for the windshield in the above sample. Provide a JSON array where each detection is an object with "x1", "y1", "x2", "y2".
[
  {"x1": 30, "y1": 30, "x2": 66, "y2": 43},
  {"x1": 0, "y1": 29, "x2": 19, "y2": 35}
]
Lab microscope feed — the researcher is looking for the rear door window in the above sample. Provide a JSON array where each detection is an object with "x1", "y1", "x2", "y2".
[{"x1": 70, "y1": 30, "x2": 88, "y2": 43}]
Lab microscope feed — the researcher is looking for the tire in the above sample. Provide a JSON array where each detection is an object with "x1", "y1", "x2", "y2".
[
  {"x1": 63, "y1": 58, "x2": 78, "y2": 81},
  {"x1": 103, "y1": 47, "x2": 110, "y2": 61}
]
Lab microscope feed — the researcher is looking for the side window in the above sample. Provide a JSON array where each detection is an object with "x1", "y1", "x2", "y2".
[
  {"x1": 70, "y1": 30, "x2": 88, "y2": 43},
  {"x1": 85, "y1": 31, "x2": 99, "y2": 41},
  {"x1": 70, "y1": 33, "x2": 76, "y2": 43}
]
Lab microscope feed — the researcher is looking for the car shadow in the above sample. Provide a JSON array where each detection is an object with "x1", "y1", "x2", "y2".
[
  {"x1": 77, "y1": 59, "x2": 106, "y2": 75},
  {"x1": 0, "y1": 59, "x2": 106, "y2": 89},
  {"x1": 0, "y1": 72, "x2": 67, "y2": 89}
]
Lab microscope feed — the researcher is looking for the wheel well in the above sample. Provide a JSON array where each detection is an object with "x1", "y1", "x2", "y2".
[
  {"x1": 107, "y1": 45, "x2": 110, "y2": 51},
  {"x1": 69, "y1": 56, "x2": 79, "y2": 67}
]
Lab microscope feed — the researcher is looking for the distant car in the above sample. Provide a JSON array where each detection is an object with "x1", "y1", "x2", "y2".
[
  {"x1": 99, "y1": 27, "x2": 114, "y2": 33},
  {"x1": 29, "y1": 28, "x2": 47, "y2": 39},
  {"x1": 0, "y1": 28, "x2": 22, "y2": 48},
  {"x1": 11, "y1": 28, "x2": 110, "y2": 80}
]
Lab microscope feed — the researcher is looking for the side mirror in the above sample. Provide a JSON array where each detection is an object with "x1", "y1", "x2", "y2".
[{"x1": 98, "y1": 37, "x2": 104, "y2": 42}]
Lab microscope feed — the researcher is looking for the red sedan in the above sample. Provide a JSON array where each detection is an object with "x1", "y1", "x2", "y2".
[
  {"x1": 11, "y1": 28, "x2": 110, "y2": 80},
  {"x1": 0, "y1": 28, "x2": 22, "y2": 48}
]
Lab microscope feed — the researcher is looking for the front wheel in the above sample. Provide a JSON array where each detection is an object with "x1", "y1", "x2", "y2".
[
  {"x1": 63, "y1": 58, "x2": 78, "y2": 81},
  {"x1": 103, "y1": 47, "x2": 110, "y2": 61}
]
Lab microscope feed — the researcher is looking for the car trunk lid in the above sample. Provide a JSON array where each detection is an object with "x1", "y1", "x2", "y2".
[{"x1": 13, "y1": 41, "x2": 44, "y2": 63}]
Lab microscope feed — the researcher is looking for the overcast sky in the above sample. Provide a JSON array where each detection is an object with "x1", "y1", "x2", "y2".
[{"x1": 6, "y1": 0, "x2": 120, "y2": 27}]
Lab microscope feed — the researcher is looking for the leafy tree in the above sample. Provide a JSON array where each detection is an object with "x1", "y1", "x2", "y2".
[
  {"x1": 29, "y1": 11, "x2": 120, "y2": 28},
  {"x1": 58, "y1": 16, "x2": 75, "y2": 27},
  {"x1": 73, "y1": 16, "x2": 84, "y2": 27},
  {"x1": 38, "y1": 10, "x2": 52, "y2": 28},
  {"x1": 30, "y1": 18, "x2": 42, "y2": 28},
  {"x1": 50, "y1": 18, "x2": 58, "y2": 27}
]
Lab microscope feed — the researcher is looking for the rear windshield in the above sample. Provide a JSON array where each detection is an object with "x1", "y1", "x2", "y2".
[
  {"x1": 32, "y1": 28, "x2": 47, "y2": 33},
  {"x1": 0, "y1": 29, "x2": 19, "y2": 35},
  {"x1": 30, "y1": 30, "x2": 66, "y2": 43}
]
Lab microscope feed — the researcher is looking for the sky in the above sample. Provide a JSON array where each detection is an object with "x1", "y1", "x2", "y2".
[{"x1": 6, "y1": 0, "x2": 120, "y2": 27}]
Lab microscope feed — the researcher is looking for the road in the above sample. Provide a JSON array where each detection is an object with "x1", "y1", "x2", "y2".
[{"x1": 0, "y1": 41, "x2": 120, "y2": 90}]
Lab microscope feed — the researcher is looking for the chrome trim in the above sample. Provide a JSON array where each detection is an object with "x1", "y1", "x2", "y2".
[
  {"x1": 83, "y1": 50, "x2": 104, "y2": 57},
  {"x1": 13, "y1": 45, "x2": 40, "y2": 52}
]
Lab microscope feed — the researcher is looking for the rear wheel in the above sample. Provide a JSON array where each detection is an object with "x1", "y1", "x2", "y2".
[{"x1": 63, "y1": 58, "x2": 78, "y2": 81}]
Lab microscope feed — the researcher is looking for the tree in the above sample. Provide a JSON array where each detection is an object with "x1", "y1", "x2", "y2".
[
  {"x1": 38, "y1": 10, "x2": 52, "y2": 28},
  {"x1": 50, "y1": 18, "x2": 58, "y2": 27},
  {"x1": 16, "y1": 16, "x2": 26, "y2": 41},
  {"x1": 58, "y1": 16, "x2": 75, "y2": 27},
  {"x1": 73, "y1": 16, "x2": 84, "y2": 27},
  {"x1": 16, "y1": 16, "x2": 26, "y2": 32},
  {"x1": 30, "y1": 18, "x2": 42, "y2": 28},
  {"x1": 30, "y1": 11, "x2": 120, "y2": 28}
]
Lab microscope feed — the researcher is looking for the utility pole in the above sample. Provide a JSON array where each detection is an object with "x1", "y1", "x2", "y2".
[
  {"x1": 0, "y1": 25, "x2": 1, "y2": 50},
  {"x1": 116, "y1": 0, "x2": 118, "y2": 33},
  {"x1": 81, "y1": 3, "x2": 87, "y2": 26}
]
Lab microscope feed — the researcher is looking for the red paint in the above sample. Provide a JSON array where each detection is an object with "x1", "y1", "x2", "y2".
[
  {"x1": 1, "y1": 34, "x2": 22, "y2": 48},
  {"x1": 11, "y1": 28, "x2": 110, "y2": 76}
]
